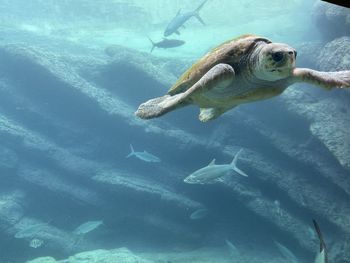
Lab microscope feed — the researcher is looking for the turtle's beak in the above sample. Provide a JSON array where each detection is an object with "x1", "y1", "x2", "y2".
[
  {"x1": 286, "y1": 50, "x2": 297, "y2": 67},
  {"x1": 287, "y1": 50, "x2": 297, "y2": 58},
  {"x1": 289, "y1": 50, "x2": 297, "y2": 62}
]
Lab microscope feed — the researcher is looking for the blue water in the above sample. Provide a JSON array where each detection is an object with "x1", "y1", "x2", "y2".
[{"x1": 0, "y1": 1, "x2": 349, "y2": 262}]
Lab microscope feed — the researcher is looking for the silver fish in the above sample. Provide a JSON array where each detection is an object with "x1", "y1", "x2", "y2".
[
  {"x1": 15, "y1": 223, "x2": 48, "y2": 239},
  {"x1": 126, "y1": 144, "x2": 161, "y2": 163},
  {"x1": 164, "y1": 0, "x2": 208, "y2": 37},
  {"x1": 190, "y1": 208, "x2": 208, "y2": 220},
  {"x1": 73, "y1": 220, "x2": 103, "y2": 235},
  {"x1": 148, "y1": 37, "x2": 185, "y2": 53},
  {"x1": 184, "y1": 149, "x2": 248, "y2": 184},
  {"x1": 274, "y1": 200, "x2": 283, "y2": 217}
]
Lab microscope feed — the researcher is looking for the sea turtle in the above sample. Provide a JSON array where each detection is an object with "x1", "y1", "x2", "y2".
[{"x1": 135, "y1": 34, "x2": 350, "y2": 122}]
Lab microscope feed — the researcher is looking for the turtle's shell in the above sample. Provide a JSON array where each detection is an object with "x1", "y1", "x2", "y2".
[{"x1": 168, "y1": 34, "x2": 271, "y2": 95}]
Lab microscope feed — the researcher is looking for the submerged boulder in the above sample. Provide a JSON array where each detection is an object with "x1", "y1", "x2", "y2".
[
  {"x1": 13, "y1": 217, "x2": 81, "y2": 254},
  {"x1": 317, "y1": 36, "x2": 350, "y2": 71},
  {"x1": 0, "y1": 191, "x2": 24, "y2": 229},
  {"x1": 18, "y1": 166, "x2": 101, "y2": 206},
  {"x1": 294, "y1": 42, "x2": 323, "y2": 68},
  {"x1": 26, "y1": 257, "x2": 56, "y2": 263},
  {"x1": 65, "y1": 248, "x2": 153, "y2": 263},
  {"x1": 26, "y1": 248, "x2": 154, "y2": 263},
  {"x1": 282, "y1": 89, "x2": 350, "y2": 171},
  {"x1": 93, "y1": 170, "x2": 202, "y2": 210},
  {"x1": 280, "y1": 36, "x2": 350, "y2": 171},
  {"x1": 312, "y1": 2, "x2": 350, "y2": 40}
]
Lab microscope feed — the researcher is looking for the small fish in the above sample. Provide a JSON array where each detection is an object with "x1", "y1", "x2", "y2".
[
  {"x1": 321, "y1": 0, "x2": 350, "y2": 8},
  {"x1": 274, "y1": 200, "x2": 282, "y2": 217},
  {"x1": 126, "y1": 144, "x2": 161, "y2": 163},
  {"x1": 313, "y1": 219, "x2": 328, "y2": 263},
  {"x1": 190, "y1": 208, "x2": 208, "y2": 220},
  {"x1": 73, "y1": 220, "x2": 103, "y2": 235},
  {"x1": 164, "y1": 0, "x2": 208, "y2": 37},
  {"x1": 225, "y1": 239, "x2": 240, "y2": 257},
  {"x1": 184, "y1": 149, "x2": 248, "y2": 184},
  {"x1": 29, "y1": 238, "x2": 44, "y2": 248},
  {"x1": 148, "y1": 37, "x2": 185, "y2": 53},
  {"x1": 274, "y1": 240, "x2": 298, "y2": 263},
  {"x1": 15, "y1": 223, "x2": 48, "y2": 239}
]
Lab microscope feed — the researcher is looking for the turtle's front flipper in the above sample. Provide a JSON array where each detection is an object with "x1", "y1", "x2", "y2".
[
  {"x1": 187, "y1": 63, "x2": 235, "y2": 95},
  {"x1": 135, "y1": 94, "x2": 189, "y2": 119},
  {"x1": 292, "y1": 68, "x2": 350, "y2": 90},
  {"x1": 135, "y1": 63, "x2": 235, "y2": 120}
]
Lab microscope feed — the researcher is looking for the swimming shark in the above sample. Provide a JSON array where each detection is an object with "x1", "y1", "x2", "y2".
[
  {"x1": 148, "y1": 37, "x2": 185, "y2": 52},
  {"x1": 164, "y1": 0, "x2": 209, "y2": 37},
  {"x1": 126, "y1": 144, "x2": 161, "y2": 163},
  {"x1": 183, "y1": 149, "x2": 248, "y2": 184},
  {"x1": 313, "y1": 219, "x2": 328, "y2": 263}
]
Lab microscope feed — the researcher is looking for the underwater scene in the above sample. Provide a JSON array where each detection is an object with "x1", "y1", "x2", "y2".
[{"x1": 0, "y1": 0, "x2": 350, "y2": 262}]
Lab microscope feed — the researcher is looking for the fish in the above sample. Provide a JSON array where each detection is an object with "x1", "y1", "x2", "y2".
[
  {"x1": 321, "y1": 0, "x2": 350, "y2": 8},
  {"x1": 274, "y1": 240, "x2": 299, "y2": 263},
  {"x1": 15, "y1": 223, "x2": 48, "y2": 239},
  {"x1": 274, "y1": 200, "x2": 283, "y2": 217},
  {"x1": 164, "y1": 0, "x2": 209, "y2": 37},
  {"x1": 183, "y1": 149, "x2": 248, "y2": 184},
  {"x1": 190, "y1": 208, "x2": 208, "y2": 220},
  {"x1": 126, "y1": 144, "x2": 161, "y2": 162},
  {"x1": 313, "y1": 219, "x2": 328, "y2": 263},
  {"x1": 73, "y1": 220, "x2": 103, "y2": 235},
  {"x1": 148, "y1": 37, "x2": 185, "y2": 53},
  {"x1": 29, "y1": 238, "x2": 44, "y2": 248},
  {"x1": 225, "y1": 239, "x2": 240, "y2": 257}
]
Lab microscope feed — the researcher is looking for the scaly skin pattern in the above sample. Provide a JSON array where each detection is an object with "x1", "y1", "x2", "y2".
[{"x1": 168, "y1": 35, "x2": 271, "y2": 95}]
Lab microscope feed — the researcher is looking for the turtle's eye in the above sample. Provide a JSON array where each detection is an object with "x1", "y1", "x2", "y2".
[{"x1": 272, "y1": 52, "x2": 284, "y2": 62}]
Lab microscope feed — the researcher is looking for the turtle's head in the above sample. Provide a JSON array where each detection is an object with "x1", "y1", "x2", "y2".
[{"x1": 253, "y1": 42, "x2": 297, "y2": 81}]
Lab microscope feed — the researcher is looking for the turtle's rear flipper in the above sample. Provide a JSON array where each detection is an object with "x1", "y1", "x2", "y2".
[
  {"x1": 292, "y1": 68, "x2": 350, "y2": 90},
  {"x1": 199, "y1": 106, "x2": 236, "y2": 122},
  {"x1": 135, "y1": 94, "x2": 188, "y2": 119}
]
